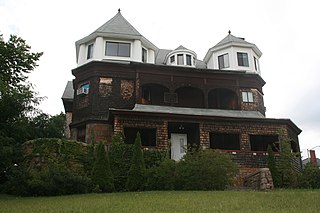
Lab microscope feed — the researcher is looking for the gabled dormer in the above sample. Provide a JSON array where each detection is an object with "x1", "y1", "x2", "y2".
[
  {"x1": 165, "y1": 45, "x2": 197, "y2": 67},
  {"x1": 76, "y1": 9, "x2": 158, "y2": 66},
  {"x1": 204, "y1": 31, "x2": 262, "y2": 74}
]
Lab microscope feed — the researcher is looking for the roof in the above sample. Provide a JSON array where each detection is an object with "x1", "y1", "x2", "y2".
[
  {"x1": 203, "y1": 33, "x2": 262, "y2": 62},
  {"x1": 175, "y1": 45, "x2": 188, "y2": 50},
  {"x1": 94, "y1": 11, "x2": 141, "y2": 36},
  {"x1": 131, "y1": 104, "x2": 265, "y2": 119},
  {"x1": 61, "y1": 81, "x2": 74, "y2": 100},
  {"x1": 75, "y1": 10, "x2": 158, "y2": 61},
  {"x1": 213, "y1": 33, "x2": 254, "y2": 49}
]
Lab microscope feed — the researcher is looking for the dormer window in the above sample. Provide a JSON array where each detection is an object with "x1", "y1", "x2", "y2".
[
  {"x1": 186, "y1": 55, "x2": 192, "y2": 66},
  {"x1": 106, "y1": 42, "x2": 130, "y2": 57},
  {"x1": 237, "y1": 52, "x2": 249, "y2": 67},
  {"x1": 170, "y1": 55, "x2": 175, "y2": 63},
  {"x1": 87, "y1": 44, "x2": 94, "y2": 59},
  {"x1": 218, "y1": 53, "x2": 229, "y2": 69},
  {"x1": 254, "y1": 57, "x2": 260, "y2": 71},
  {"x1": 142, "y1": 48, "x2": 147, "y2": 62},
  {"x1": 177, "y1": 54, "x2": 184, "y2": 65}
]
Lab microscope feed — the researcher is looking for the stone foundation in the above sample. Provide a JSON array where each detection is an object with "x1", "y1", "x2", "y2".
[{"x1": 243, "y1": 168, "x2": 273, "y2": 190}]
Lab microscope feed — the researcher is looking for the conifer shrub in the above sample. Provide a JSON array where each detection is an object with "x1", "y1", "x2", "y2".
[
  {"x1": 175, "y1": 149, "x2": 238, "y2": 190},
  {"x1": 126, "y1": 132, "x2": 146, "y2": 191},
  {"x1": 91, "y1": 142, "x2": 114, "y2": 192}
]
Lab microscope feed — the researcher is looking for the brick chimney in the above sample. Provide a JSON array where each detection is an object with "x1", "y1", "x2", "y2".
[{"x1": 310, "y1": 150, "x2": 317, "y2": 166}]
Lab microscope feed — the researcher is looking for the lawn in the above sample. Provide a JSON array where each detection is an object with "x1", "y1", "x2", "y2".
[{"x1": 1, "y1": 190, "x2": 320, "y2": 213}]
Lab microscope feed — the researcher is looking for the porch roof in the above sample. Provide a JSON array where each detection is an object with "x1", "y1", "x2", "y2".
[{"x1": 131, "y1": 104, "x2": 265, "y2": 119}]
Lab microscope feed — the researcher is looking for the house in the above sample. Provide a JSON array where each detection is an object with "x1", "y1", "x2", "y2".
[{"x1": 62, "y1": 10, "x2": 302, "y2": 174}]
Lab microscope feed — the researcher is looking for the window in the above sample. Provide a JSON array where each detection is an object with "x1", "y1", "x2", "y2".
[
  {"x1": 250, "y1": 135, "x2": 279, "y2": 151},
  {"x1": 170, "y1": 55, "x2": 175, "y2": 63},
  {"x1": 237, "y1": 52, "x2": 249, "y2": 67},
  {"x1": 177, "y1": 54, "x2": 184, "y2": 65},
  {"x1": 106, "y1": 42, "x2": 130, "y2": 57},
  {"x1": 242, "y1": 91, "x2": 253, "y2": 103},
  {"x1": 87, "y1": 44, "x2": 94, "y2": 59},
  {"x1": 254, "y1": 57, "x2": 259, "y2": 71},
  {"x1": 77, "y1": 83, "x2": 90, "y2": 95},
  {"x1": 186, "y1": 54, "x2": 192, "y2": 66},
  {"x1": 218, "y1": 53, "x2": 229, "y2": 69},
  {"x1": 142, "y1": 48, "x2": 147, "y2": 63},
  {"x1": 210, "y1": 133, "x2": 240, "y2": 150},
  {"x1": 124, "y1": 128, "x2": 157, "y2": 147}
]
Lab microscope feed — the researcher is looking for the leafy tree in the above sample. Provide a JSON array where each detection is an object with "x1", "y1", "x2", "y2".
[
  {"x1": 126, "y1": 132, "x2": 146, "y2": 191},
  {"x1": 0, "y1": 34, "x2": 43, "y2": 143},
  {"x1": 267, "y1": 145, "x2": 280, "y2": 187},
  {"x1": 299, "y1": 163, "x2": 320, "y2": 189},
  {"x1": 91, "y1": 142, "x2": 115, "y2": 192}
]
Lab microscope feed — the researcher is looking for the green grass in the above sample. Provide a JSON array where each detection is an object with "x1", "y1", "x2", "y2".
[{"x1": 1, "y1": 190, "x2": 320, "y2": 213}]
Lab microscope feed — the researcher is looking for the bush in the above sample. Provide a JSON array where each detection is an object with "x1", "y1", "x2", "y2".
[
  {"x1": 145, "y1": 158, "x2": 176, "y2": 190},
  {"x1": 299, "y1": 163, "x2": 320, "y2": 189},
  {"x1": 109, "y1": 133, "x2": 133, "y2": 191},
  {"x1": 126, "y1": 132, "x2": 146, "y2": 191},
  {"x1": 267, "y1": 145, "x2": 280, "y2": 187},
  {"x1": 27, "y1": 165, "x2": 93, "y2": 196},
  {"x1": 175, "y1": 149, "x2": 238, "y2": 190},
  {"x1": 91, "y1": 142, "x2": 114, "y2": 192},
  {"x1": 143, "y1": 149, "x2": 168, "y2": 169}
]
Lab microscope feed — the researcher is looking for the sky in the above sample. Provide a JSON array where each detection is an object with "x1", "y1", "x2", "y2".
[{"x1": 1, "y1": 0, "x2": 319, "y2": 159}]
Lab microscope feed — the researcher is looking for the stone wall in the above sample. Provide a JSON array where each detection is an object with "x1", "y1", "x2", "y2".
[{"x1": 243, "y1": 168, "x2": 274, "y2": 190}]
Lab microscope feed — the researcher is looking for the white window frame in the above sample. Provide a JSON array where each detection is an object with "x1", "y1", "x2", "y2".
[
  {"x1": 105, "y1": 41, "x2": 131, "y2": 57},
  {"x1": 218, "y1": 53, "x2": 230, "y2": 69},
  {"x1": 242, "y1": 91, "x2": 254, "y2": 103},
  {"x1": 87, "y1": 43, "x2": 94, "y2": 59}
]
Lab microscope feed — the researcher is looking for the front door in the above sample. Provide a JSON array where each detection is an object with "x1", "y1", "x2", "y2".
[{"x1": 171, "y1": 133, "x2": 187, "y2": 161}]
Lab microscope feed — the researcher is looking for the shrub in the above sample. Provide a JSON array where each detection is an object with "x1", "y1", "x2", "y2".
[
  {"x1": 277, "y1": 139, "x2": 299, "y2": 188},
  {"x1": 126, "y1": 132, "x2": 146, "y2": 191},
  {"x1": 299, "y1": 163, "x2": 320, "y2": 189},
  {"x1": 267, "y1": 145, "x2": 280, "y2": 187},
  {"x1": 91, "y1": 142, "x2": 115, "y2": 192},
  {"x1": 109, "y1": 133, "x2": 133, "y2": 191},
  {"x1": 143, "y1": 149, "x2": 168, "y2": 169},
  {"x1": 27, "y1": 165, "x2": 92, "y2": 196},
  {"x1": 175, "y1": 149, "x2": 238, "y2": 190},
  {"x1": 145, "y1": 158, "x2": 176, "y2": 190}
]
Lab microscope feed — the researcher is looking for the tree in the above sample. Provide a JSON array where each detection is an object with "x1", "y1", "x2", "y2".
[
  {"x1": 0, "y1": 34, "x2": 43, "y2": 143},
  {"x1": 126, "y1": 132, "x2": 146, "y2": 191},
  {"x1": 91, "y1": 142, "x2": 115, "y2": 192}
]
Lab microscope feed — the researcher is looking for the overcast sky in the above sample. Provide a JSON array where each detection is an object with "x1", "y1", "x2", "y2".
[{"x1": 1, "y1": 0, "x2": 319, "y2": 159}]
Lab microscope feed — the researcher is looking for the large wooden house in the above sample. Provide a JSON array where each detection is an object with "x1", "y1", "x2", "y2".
[{"x1": 62, "y1": 10, "x2": 302, "y2": 172}]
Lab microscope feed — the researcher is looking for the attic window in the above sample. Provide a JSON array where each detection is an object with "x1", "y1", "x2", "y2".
[
  {"x1": 170, "y1": 55, "x2": 175, "y2": 63},
  {"x1": 106, "y1": 42, "x2": 130, "y2": 57},
  {"x1": 142, "y1": 48, "x2": 147, "y2": 63},
  {"x1": 177, "y1": 54, "x2": 184, "y2": 65},
  {"x1": 186, "y1": 55, "x2": 192, "y2": 66},
  {"x1": 254, "y1": 57, "x2": 260, "y2": 71},
  {"x1": 237, "y1": 52, "x2": 249, "y2": 67},
  {"x1": 87, "y1": 44, "x2": 94, "y2": 59},
  {"x1": 218, "y1": 53, "x2": 229, "y2": 69}
]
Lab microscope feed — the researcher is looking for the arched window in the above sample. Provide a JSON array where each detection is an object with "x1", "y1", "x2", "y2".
[
  {"x1": 175, "y1": 87, "x2": 204, "y2": 108},
  {"x1": 141, "y1": 84, "x2": 169, "y2": 105},
  {"x1": 208, "y1": 88, "x2": 238, "y2": 110}
]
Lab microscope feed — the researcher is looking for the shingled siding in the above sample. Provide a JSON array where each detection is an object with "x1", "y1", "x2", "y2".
[{"x1": 113, "y1": 113, "x2": 293, "y2": 169}]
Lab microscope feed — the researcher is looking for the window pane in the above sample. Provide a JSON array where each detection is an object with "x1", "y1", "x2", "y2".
[
  {"x1": 237, "y1": 52, "x2": 249, "y2": 67},
  {"x1": 170, "y1": 55, "x2": 175, "y2": 63},
  {"x1": 87, "y1": 44, "x2": 93, "y2": 59},
  {"x1": 218, "y1": 55, "x2": 224, "y2": 69},
  {"x1": 142, "y1": 48, "x2": 147, "y2": 62},
  {"x1": 177, "y1": 54, "x2": 184, "y2": 65},
  {"x1": 242, "y1": 92, "x2": 248, "y2": 102},
  {"x1": 224, "y1": 54, "x2": 229, "y2": 67},
  {"x1": 248, "y1": 92, "x2": 253, "y2": 102},
  {"x1": 186, "y1": 55, "x2": 192, "y2": 65},
  {"x1": 106, "y1": 42, "x2": 118, "y2": 56},
  {"x1": 118, "y1": 43, "x2": 130, "y2": 57}
]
